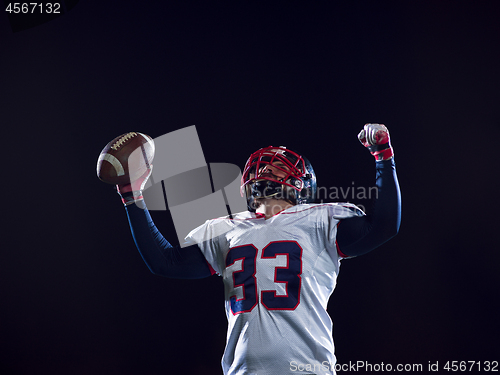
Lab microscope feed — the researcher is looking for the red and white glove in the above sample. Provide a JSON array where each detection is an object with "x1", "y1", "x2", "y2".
[
  {"x1": 116, "y1": 166, "x2": 153, "y2": 206},
  {"x1": 358, "y1": 123, "x2": 394, "y2": 161}
]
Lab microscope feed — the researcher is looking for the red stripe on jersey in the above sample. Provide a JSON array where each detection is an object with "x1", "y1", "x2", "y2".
[
  {"x1": 206, "y1": 260, "x2": 217, "y2": 275},
  {"x1": 209, "y1": 213, "x2": 265, "y2": 222},
  {"x1": 335, "y1": 221, "x2": 349, "y2": 258}
]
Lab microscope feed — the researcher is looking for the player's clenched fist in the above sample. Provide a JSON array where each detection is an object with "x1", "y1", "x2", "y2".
[{"x1": 358, "y1": 123, "x2": 394, "y2": 161}]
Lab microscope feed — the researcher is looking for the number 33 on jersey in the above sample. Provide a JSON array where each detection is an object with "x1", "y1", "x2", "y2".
[
  {"x1": 226, "y1": 240, "x2": 303, "y2": 314},
  {"x1": 185, "y1": 202, "x2": 364, "y2": 373}
]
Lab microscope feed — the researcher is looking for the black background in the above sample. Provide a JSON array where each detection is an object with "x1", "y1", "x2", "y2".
[{"x1": 1, "y1": 1, "x2": 499, "y2": 374}]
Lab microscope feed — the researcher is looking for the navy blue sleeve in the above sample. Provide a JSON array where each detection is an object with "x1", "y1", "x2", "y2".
[
  {"x1": 124, "y1": 202, "x2": 214, "y2": 279},
  {"x1": 336, "y1": 158, "x2": 401, "y2": 257}
]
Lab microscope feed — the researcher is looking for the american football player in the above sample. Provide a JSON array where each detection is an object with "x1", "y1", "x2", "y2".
[{"x1": 114, "y1": 124, "x2": 401, "y2": 375}]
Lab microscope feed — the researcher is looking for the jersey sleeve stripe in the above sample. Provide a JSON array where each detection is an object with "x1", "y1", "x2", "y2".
[
  {"x1": 335, "y1": 221, "x2": 349, "y2": 258},
  {"x1": 206, "y1": 260, "x2": 217, "y2": 275}
]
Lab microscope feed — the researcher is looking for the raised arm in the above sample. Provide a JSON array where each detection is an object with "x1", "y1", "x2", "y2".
[
  {"x1": 336, "y1": 124, "x2": 402, "y2": 257},
  {"x1": 117, "y1": 169, "x2": 213, "y2": 279}
]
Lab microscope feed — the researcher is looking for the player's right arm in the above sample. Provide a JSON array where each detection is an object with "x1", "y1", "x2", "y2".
[{"x1": 117, "y1": 171, "x2": 214, "y2": 279}]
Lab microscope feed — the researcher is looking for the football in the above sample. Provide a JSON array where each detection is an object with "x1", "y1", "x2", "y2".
[{"x1": 97, "y1": 132, "x2": 155, "y2": 185}]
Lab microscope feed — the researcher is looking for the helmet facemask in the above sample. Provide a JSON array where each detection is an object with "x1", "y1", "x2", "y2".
[{"x1": 241, "y1": 146, "x2": 316, "y2": 212}]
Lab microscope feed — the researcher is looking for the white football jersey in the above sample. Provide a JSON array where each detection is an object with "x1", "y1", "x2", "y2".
[{"x1": 184, "y1": 203, "x2": 364, "y2": 375}]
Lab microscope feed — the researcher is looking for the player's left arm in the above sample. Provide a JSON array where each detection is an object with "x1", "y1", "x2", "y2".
[
  {"x1": 118, "y1": 170, "x2": 214, "y2": 279},
  {"x1": 336, "y1": 124, "x2": 402, "y2": 257}
]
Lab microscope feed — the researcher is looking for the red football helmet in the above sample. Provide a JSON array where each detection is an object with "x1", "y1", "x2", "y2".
[{"x1": 240, "y1": 146, "x2": 316, "y2": 211}]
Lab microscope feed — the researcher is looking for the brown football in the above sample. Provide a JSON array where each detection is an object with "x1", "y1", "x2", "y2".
[{"x1": 97, "y1": 132, "x2": 155, "y2": 185}]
